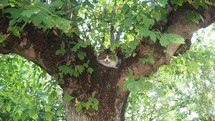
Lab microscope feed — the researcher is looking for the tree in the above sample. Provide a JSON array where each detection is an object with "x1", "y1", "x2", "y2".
[
  {"x1": 0, "y1": 0, "x2": 215, "y2": 120},
  {"x1": 125, "y1": 26, "x2": 215, "y2": 120},
  {"x1": 0, "y1": 54, "x2": 65, "y2": 120}
]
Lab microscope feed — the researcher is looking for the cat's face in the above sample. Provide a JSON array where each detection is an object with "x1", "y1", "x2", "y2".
[
  {"x1": 98, "y1": 54, "x2": 111, "y2": 64},
  {"x1": 97, "y1": 49, "x2": 117, "y2": 61},
  {"x1": 96, "y1": 49, "x2": 119, "y2": 68}
]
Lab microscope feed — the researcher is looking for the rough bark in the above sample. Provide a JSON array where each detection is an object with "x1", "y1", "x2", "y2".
[{"x1": 0, "y1": 5, "x2": 215, "y2": 121}]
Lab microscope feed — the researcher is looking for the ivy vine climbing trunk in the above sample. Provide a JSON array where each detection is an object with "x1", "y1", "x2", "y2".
[
  {"x1": 1, "y1": 5, "x2": 215, "y2": 121},
  {"x1": 62, "y1": 70, "x2": 130, "y2": 121}
]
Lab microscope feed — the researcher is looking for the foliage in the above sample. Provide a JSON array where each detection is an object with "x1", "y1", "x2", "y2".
[
  {"x1": 0, "y1": 0, "x2": 215, "y2": 118},
  {"x1": 1, "y1": 0, "x2": 214, "y2": 76},
  {"x1": 125, "y1": 26, "x2": 215, "y2": 120},
  {"x1": 1, "y1": 0, "x2": 214, "y2": 80},
  {"x1": 0, "y1": 54, "x2": 64, "y2": 121},
  {"x1": 75, "y1": 91, "x2": 98, "y2": 112},
  {"x1": 2, "y1": 0, "x2": 213, "y2": 50}
]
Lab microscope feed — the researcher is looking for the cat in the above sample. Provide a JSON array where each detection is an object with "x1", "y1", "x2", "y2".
[{"x1": 96, "y1": 49, "x2": 121, "y2": 69}]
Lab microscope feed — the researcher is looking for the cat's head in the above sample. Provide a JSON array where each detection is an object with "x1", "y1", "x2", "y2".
[
  {"x1": 97, "y1": 49, "x2": 117, "y2": 63},
  {"x1": 96, "y1": 48, "x2": 120, "y2": 68}
]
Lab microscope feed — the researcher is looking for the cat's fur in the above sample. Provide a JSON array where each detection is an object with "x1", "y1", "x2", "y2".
[{"x1": 97, "y1": 49, "x2": 121, "y2": 69}]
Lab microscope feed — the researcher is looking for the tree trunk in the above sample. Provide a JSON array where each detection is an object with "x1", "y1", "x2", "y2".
[
  {"x1": 63, "y1": 84, "x2": 129, "y2": 121},
  {"x1": 62, "y1": 64, "x2": 130, "y2": 121}
]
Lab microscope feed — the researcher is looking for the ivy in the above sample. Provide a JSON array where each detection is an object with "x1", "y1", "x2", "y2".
[
  {"x1": 0, "y1": 34, "x2": 9, "y2": 43},
  {"x1": 77, "y1": 51, "x2": 86, "y2": 60},
  {"x1": 55, "y1": 41, "x2": 66, "y2": 56},
  {"x1": 58, "y1": 62, "x2": 93, "y2": 77},
  {"x1": 75, "y1": 91, "x2": 98, "y2": 112},
  {"x1": 63, "y1": 95, "x2": 74, "y2": 101},
  {"x1": 185, "y1": 10, "x2": 203, "y2": 24},
  {"x1": 140, "y1": 56, "x2": 155, "y2": 64}
]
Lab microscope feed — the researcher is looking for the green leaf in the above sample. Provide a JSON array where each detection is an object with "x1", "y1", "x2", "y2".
[
  {"x1": 75, "y1": 102, "x2": 83, "y2": 112},
  {"x1": 82, "y1": 102, "x2": 90, "y2": 109},
  {"x1": 160, "y1": 34, "x2": 184, "y2": 47},
  {"x1": 185, "y1": 10, "x2": 203, "y2": 23},
  {"x1": 16, "y1": 110, "x2": 22, "y2": 117},
  {"x1": 210, "y1": 0, "x2": 215, "y2": 4},
  {"x1": 64, "y1": 95, "x2": 74, "y2": 101},
  {"x1": 72, "y1": 44, "x2": 80, "y2": 52},
  {"x1": 13, "y1": 96, "x2": 20, "y2": 104},
  {"x1": 91, "y1": 91, "x2": 96, "y2": 97},
  {"x1": 71, "y1": 70, "x2": 79, "y2": 77},
  {"x1": 12, "y1": 28, "x2": 21, "y2": 38},
  {"x1": 6, "y1": 104, "x2": 11, "y2": 111},
  {"x1": 90, "y1": 98, "x2": 98, "y2": 110},
  {"x1": 75, "y1": 65, "x2": 85, "y2": 74},
  {"x1": 87, "y1": 67, "x2": 94, "y2": 74},
  {"x1": 48, "y1": 90, "x2": 57, "y2": 101},
  {"x1": 139, "y1": 14, "x2": 154, "y2": 28},
  {"x1": 139, "y1": 27, "x2": 157, "y2": 42},
  {"x1": 126, "y1": 81, "x2": 140, "y2": 93},
  {"x1": 187, "y1": 61, "x2": 199, "y2": 74},
  {"x1": 154, "y1": 86, "x2": 165, "y2": 96},
  {"x1": 21, "y1": 9, "x2": 37, "y2": 17},
  {"x1": 139, "y1": 81, "x2": 153, "y2": 91},
  {"x1": 45, "y1": 106, "x2": 51, "y2": 112},
  {"x1": 139, "y1": 27, "x2": 150, "y2": 37},
  {"x1": 77, "y1": 51, "x2": 86, "y2": 60},
  {"x1": 171, "y1": 0, "x2": 184, "y2": 6},
  {"x1": 150, "y1": 33, "x2": 157, "y2": 42},
  {"x1": 50, "y1": 0, "x2": 64, "y2": 7},
  {"x1": 60, "y1": 41, "x2": 65, "y2": 49},
  {"x1": 79, "y1": 40, "x2": 88, "y2": 48},
  {"x1": 45, "y1": 112, "x2": 53, "y2": 121},
  {"x1": 28, "y1": 108, "x2": 38, "y2": 120},
  {"x1": 140, "y1": 56, "x2": 155, "y2": 64},
  {"x1": 122, "y1": 4, "x2": 130, "y2": 12},
  {"x1": 58, "y1": 65, "x2": 73, "y2": 75},
  {"x1": 0, "y1": 0, "x2": 8, "y2": 4},
  {"x1": 124, "y1": 18, "x2": 133, "y2": 27},
  {"x1": 31, "y1": 13, "x2": 46, "y2": 25},
  {"x1": 159, "y1": 0, "x2": 168, "y2": 6},
  {"x1": 55, "y1": 41, "x2": 66, "y2": 55},
  {"x1": 55, "y1": 49, "x2": 66, "y2": 55},
  {"x1": 128, "y1": 68, "x2": 133, "y2": 75},
  {"x1": 0, "y1": 34, "x2": 9, "y2": 43},
  {"x1": 56, "y1": 18, "x2": 71, "y2": 33},
  {"x1": 128, "y1": 40, "x2": 139, "y2": 49},
  {"x1": 4, "y1": 8, "x2": 22, "y2": 19}
]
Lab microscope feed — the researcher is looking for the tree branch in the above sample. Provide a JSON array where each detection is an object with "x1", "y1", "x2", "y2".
[
  {"x1": 128, "y1": 6, "x2": 215, "y2": 78},
  {"x1": 110, "y1": 0, "x2": 117, "y2": 44}
]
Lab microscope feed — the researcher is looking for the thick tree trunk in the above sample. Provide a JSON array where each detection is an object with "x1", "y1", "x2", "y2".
[
  {"x1": 63, "y1": 92, "x2": 128, "y2": 121},
  {"x1": 61, "y1": 64, "x2": 130, "y2": 121},
  {"x1": 63, "y1": 82, "x2": 129, "y2": 121},
  {"x1": 1, "y1": 5, "x2": 215, "y2": 121}
]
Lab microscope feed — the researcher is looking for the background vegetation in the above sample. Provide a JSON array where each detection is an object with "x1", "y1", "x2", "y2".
[
  {"x1": 125, "y1": 25, "x2": 215, "y2": 120},
  {"x1": 0, "y1": 55, "x2": 64, "y2": 120}
]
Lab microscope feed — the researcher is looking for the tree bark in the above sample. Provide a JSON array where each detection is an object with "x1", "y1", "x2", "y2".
[{"x1": 0, "y1": 5, "x2": 215, "y2": 121}]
